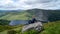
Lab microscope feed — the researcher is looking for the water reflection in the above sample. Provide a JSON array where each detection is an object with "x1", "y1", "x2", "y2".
[{"x1": 9, "y1": 20, "x2": 28, "y2": 26}]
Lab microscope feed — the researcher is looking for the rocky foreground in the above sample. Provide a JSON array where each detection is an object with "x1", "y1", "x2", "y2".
[{"x1": 22, "y1": 22, "x2": 43, "y2": 33}]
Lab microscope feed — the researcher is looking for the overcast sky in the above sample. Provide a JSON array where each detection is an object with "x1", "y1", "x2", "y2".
[{"x1": 0, "y1": 0, "x2": 60, "y2": 10}]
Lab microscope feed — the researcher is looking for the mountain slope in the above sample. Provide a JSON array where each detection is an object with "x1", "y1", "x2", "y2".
[
  {"x1": 0, "y1": 9, "x2": 60, "y2": 21},
  {"x1": 26, "y1": 9, "x2": 60, "y2": 22},
  {"x1": 0, "y1": 11, "x2": 29, "y2": 20}
]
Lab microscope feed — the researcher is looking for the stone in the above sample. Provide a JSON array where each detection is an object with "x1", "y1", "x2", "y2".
[{"x1": 22, "y1": 22, "x2": 43, "y2": 33}]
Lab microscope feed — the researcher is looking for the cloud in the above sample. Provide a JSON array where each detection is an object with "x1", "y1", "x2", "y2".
[{"x1": 0, "y1": 0, "x2": 60, "y2": 10}]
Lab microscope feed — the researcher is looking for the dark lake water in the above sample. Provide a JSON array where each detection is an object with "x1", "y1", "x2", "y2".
[{"x1": 9, "y1": 20, "x2": 28, "y2": 26}]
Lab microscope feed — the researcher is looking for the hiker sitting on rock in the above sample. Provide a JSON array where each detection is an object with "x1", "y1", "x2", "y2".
[{"x1": 28, "y1": 16, "x2": 37, "y2": 24}]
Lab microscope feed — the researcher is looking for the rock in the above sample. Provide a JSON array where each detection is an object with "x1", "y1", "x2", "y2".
[{"x1": 22, "y1": 22, "x2": 43, "y2": 33}]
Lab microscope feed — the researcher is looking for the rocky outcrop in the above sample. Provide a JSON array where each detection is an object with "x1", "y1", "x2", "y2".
[{"x1": 22, "y1": 22, "x2": 43, "y2": 33}]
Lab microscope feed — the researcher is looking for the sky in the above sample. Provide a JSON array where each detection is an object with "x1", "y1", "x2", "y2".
[{"x1": 0, "y1": 0, "x2": 60, "y2": 10}]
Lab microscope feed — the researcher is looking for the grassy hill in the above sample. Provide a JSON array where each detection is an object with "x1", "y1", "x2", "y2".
[
  {"x1": 0, "y1": 9, "x2": 60, "y2": 21},
  {"x1": 40, "y1": 21, "x2": 60, "y2": 34},
  {"x1": 0, "y1": 11, "x2": 30, "y2": 20},
  {"x1": 0, "y1": 21, "x2": 60, "y2": 34}
]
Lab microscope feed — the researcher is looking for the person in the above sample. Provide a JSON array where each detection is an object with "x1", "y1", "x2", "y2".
[
  {"x1": 28, "y1": 16, "x2": 37, "y2": 24},
  {"x1": 28, "y1": 20, "x2": 32, "y2": 24},
  {"x1": 31, "y1": 17, "x2": 37, "y2": 23}
]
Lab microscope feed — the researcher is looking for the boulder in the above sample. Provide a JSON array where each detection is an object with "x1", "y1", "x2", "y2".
[{"x1": 22, "y1": 22, "x2": 43, "y2": 33}]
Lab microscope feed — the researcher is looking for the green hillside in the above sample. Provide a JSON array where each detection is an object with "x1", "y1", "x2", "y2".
[
  {"x1": 40, "y1": 21, "x2": 60, "y2": 34},
  {"x1": 0, "y1": 12, "x2": 30, "y2": 20},
  {"x1": 0, "y1": 21, "x2": 60, "y2": 34},
  {"x1": 0, "y1": 9, "x2": 60, "y2": 21}
]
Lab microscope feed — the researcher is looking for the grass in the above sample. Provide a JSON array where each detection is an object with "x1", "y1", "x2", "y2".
[
  {"x1": 0, "y1": 25, "x2": 23, "y2": 32},
  {"x1": 23, "y1": 29, "x2": 38, "y2": 34},
  {"x1": 0, "y1": 25, "x2": 23, "y2": 34},
  {"x1": 40, "y1": 21, "x2": 60, "y2": 34}
]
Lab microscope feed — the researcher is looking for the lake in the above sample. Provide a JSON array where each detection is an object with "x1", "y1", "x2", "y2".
[{"x1": 9, "y1": 20, "x2": 28, "y2": 26}]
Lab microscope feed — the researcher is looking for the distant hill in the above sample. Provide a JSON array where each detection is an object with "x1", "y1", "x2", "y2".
[
  {"x1": 0, "y1": 9, "x2": 60, "y2": 22},
  {"x1": 0, "y1": 10, "x2": 29, "y2": 25},
  {"x1": 0, "y1": 11, "x2": 29, "y2": 20},
  {"x1": 26, "y1": 9, "x2": 60, "y2": 22}
]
